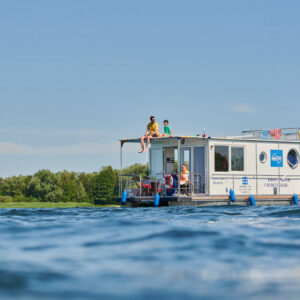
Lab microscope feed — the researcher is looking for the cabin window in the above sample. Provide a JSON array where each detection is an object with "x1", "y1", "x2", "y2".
[
  {"x1": 215, "y1": 146, "x2": 229, "y2": 172},
  {"x1": 231, "y1": 147, "x2": 244, "y2": 171},
  {"x1": 287, "y1": 149, "x2": 299, "y2": 169},
  {"x1": 180, "y1": 148, "x2": 191, "y2": 172},
  {"x1": 259, "y1": 152, "x2": 267, "y2": 163}
]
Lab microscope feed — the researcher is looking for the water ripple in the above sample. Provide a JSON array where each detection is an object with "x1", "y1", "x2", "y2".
[{"x1": 0, "y1": 206, "x2": 300, "y2": 299}]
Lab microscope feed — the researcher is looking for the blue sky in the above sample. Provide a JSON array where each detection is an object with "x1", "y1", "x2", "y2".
[{"x1": 0, "y1": 0, "x2": 300, "y2": 177}]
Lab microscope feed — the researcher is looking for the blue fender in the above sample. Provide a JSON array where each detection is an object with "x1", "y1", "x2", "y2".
[
  {"x1": 292, "y1": 193, "x2": 299, "y2": 205},
  {"x1": 154, "y1": 193, "x2": 160, "y2": 207},
  {"x1": 249, "y1": 195, "x2": 256, "y2": 207},
  {"x1": 121, "y1": 190, "x2": 127, "y2": 204},
  {"x1": 229, "y1": 189, "x2": 236, "y2": 203}
]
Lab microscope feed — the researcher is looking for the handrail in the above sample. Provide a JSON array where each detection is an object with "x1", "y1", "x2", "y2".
[
  {"x1": 119, "y1": 172, "x2": 204, "y2": 197},
  {"x1": 241, "y1": 127, "x2": 300, "y2": 140},
  {"x1": 119, "y1": 172, "x2": 300, "y2": 197}
]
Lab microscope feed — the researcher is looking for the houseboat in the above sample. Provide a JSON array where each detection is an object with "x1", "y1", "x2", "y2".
[{"x1": 119, "y1": 128, "x2": 300, "y2": 207}]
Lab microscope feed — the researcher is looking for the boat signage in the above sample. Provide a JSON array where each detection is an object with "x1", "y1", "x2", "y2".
[
  {"x1": 238, "y1": 176, "x2": 253, "y2": 194},
  {"x1": 242, "y1": 177, "x2": 248, "y2": 185},
  {"x1": 270, "y1": 150, "x2": 283, "y2": 167}
]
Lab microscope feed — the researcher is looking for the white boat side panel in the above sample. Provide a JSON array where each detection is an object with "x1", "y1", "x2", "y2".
[
  {"x1": 256, "y1": 142, "x2": 279, "y2": 195},
  {"x1": 208, "y1": 141, "x2": 256, "y2": 195},
  {"x1": 233, "y1": 142, "x2": 257, "y2": 195},
  {"x1": 278, "y1": 143, "x2": 300, "y2": 176},
  {"x1": 208, "y1": 140, "x2": 234, "y2": 195},
  {"x1": 234, "y1": 176, "x2": 257, "y2": 195},
  {"x1": 278, "y1": 143, "x2": 300, "y2": 194},
  {"x1": 147, "y1": 138, "x2": 300, "y2": 196},
  {"x1": 150, "y1": 144, "x2": 163, "y2": 179},
  {"x1": 255, "y1": 142, "x2": 300, "y2": 195}
]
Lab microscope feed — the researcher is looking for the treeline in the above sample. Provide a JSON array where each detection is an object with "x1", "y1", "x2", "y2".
[{"x1": 0, "y1": 163, "x2": 149, "y2": 203}]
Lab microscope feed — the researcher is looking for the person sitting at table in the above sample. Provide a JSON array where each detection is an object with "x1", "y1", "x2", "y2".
[{"x1": 180, "y1": 163, "x2": 189, "y2": 193}]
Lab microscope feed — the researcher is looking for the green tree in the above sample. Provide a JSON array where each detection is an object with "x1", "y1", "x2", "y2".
[
  {"x1": 78, "y1": 172, "x2": 95, "y2": 200},
  {"x1": 91, "y1": 166, "x2": 116, "y2": 202},
  {"x1": 0, "y1": 162, "x2": 149, "y2": 203},
  {"x1": 0, "y1": 175, "x2": 30, "y2": 197},
  {"x1": 122, "y1": 163, "x2": 149, "y2": 177},
  {"x1": 113, "y1": 169, "x2": 120, "y2": 198},
  {"x1": 59, "y1": 170, "x2": 89, "y2": 202},
  {"x1": 76, "y1": 182, "x2": 89, "y2": 202},
  {"x1": 28, "y1": 170, "x2": 63, "y2": 202}
]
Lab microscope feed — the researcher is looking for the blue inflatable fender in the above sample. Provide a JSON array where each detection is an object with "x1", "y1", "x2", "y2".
[
  {"x1": 249, "y1": 195, "x2": 256, "y2": 207},
  {"x1": 292, "y1": 193, "x2": 299, "y2": 205},
  {"x1": 154, "y1": 193, "x2": 160, "y2": 207},
  {"x1": 121, "y1": 190, "x2": 127, "y2": 204},
  {"x1": 229, "y1": 189, "x2": 236, "y2": 203}
]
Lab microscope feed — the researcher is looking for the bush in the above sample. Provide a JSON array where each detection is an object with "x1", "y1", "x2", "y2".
[
  {"x1": 0, "y1": 196, "x2": 13, "y2": 203},
  {"x1": 12, "y1": 195, "x2": 40, "y2": 203}
]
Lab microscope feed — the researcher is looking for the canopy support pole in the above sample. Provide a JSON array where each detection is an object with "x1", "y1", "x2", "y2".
[
  {"x1": 119, "y1": 142, "x2": 124, "y2": 197},
  {"x1": 178, "y1": 138, "x2": 181, "y2": 175},
  {"x1": 120, "y1": 142, "x2": 123, "y2": 174}
]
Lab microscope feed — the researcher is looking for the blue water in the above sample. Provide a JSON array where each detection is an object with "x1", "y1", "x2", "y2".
[{"x1": 1, "y1": 206, "x2": 300, "y2": 299}]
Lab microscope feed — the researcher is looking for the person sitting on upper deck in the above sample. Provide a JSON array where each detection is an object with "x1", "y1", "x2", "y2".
[
  {"x1": 162, "y1": 120, "x2": 173, "y2": 137},
  {"x1": 139, "y1": 116, "x2": 159, "y2": 153},
  {"x1": 179, "y1": 163, "x2": 190, "y2": 193}
]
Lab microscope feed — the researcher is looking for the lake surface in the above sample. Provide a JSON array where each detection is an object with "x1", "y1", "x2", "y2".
[{"x1": 1, "y1": 206, "x2": 300, "y2": 299}]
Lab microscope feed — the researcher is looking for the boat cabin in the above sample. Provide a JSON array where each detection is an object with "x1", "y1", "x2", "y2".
[{"x1": 120, "y1": 128, "x2": 300, "y2": 206}]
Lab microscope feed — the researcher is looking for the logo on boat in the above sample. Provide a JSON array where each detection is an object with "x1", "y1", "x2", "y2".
[
  {"x1": 242, "y1": 177, "x2": 248, "y2": 185},
  {"x1": 270, "y1": 150, "x2": 283, "y2": 167}
]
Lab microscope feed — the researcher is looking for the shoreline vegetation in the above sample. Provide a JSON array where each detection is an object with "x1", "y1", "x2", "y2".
[
  {"x1": 0, "y1": 163, "x2": 149, "y2": 208},
  {"x1": 0, "y1": 202, "x2": 120, "y2": 209}
]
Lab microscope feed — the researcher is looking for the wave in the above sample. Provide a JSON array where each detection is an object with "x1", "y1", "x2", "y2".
[
  {"x1": 1, "y1": 206, "x2": 300, "y2": 299},
  {"x1": 83, "y1": 228, "x2": 220, "y2": 248},
  {"x1": 261, "y1": 207, "x2": 300, "y2": 218}
]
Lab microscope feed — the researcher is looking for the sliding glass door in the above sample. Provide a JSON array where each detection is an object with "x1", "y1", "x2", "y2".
[
  {"x1": 180, "y1": 148, "x2": 191, "y2": 172},
  {"x1": 179, "y1": 146, "x2": 206, "y2": 194},
  {"x1": 194, "y1": 147, "x2": 206, "y2": 193}
]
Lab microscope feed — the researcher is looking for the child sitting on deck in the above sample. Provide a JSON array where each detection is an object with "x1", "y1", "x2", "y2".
[{"x1": 162, "y1": 120, "x2": 173, "y2": 137}]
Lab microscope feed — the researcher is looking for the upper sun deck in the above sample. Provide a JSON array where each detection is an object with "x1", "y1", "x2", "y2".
[
  {"x1": 241, "y1": 127, "x2": 300, "y2": 141},
  {"x1": 120, "y1": 127, "x2": 300, "y2": 146}
]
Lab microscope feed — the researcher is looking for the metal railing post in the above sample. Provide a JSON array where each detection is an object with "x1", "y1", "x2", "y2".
[{"x1": 139, "y1": 174, "x2": 142, "y2": 196}]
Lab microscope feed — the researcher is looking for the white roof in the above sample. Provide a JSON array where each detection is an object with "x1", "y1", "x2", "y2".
[{"x1": 120, "y1": 135, "x2": 300, "y2": 145}]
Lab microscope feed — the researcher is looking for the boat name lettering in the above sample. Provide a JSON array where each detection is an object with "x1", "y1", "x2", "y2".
[
  {"x1": 213, "y1": 181, "x2": 224, "y2": 185},
  {"x1": 264, "y1": 183, "x2": 279, "y2": 188}
]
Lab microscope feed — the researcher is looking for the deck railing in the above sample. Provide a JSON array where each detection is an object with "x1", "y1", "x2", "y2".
[
  {"x1": 241, "y1": 127, "x2": 300, "y2": 140},
  {"x1": 119, "y1": 173, "x2": 300, "y2": 198},
  {"x1": 119, "y1": 172, "x2": 205, "y2": 198}
]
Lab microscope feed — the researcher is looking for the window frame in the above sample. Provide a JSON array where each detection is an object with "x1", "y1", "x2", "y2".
[
  {"x1": 180, "y1": 147, "x2": 192, "y2": 173},
  {"x1": 214, "y1": 145, "x2": 230, "y2": 172},
  {"x1": 287, "y1": 148, "x2": 299, "y2": 169},
  {"x1": 259, "y1": 151, "x2": 267, "y2": 164},
  {"x1": 213, "y1": 144, "x2": 246, "y2": 173},
  {"x1": 231, "y1": 146, "x2": 245, "y2": 172}
]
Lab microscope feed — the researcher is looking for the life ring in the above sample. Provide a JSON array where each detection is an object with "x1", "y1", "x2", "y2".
[{"x1": 163, "y1": 174, "x2": 174, "y2": 189}]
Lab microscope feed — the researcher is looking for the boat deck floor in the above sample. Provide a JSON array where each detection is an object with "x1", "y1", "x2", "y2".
[{"x1": 121, "y1": 194, "x2": 297, "y2": 207}]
